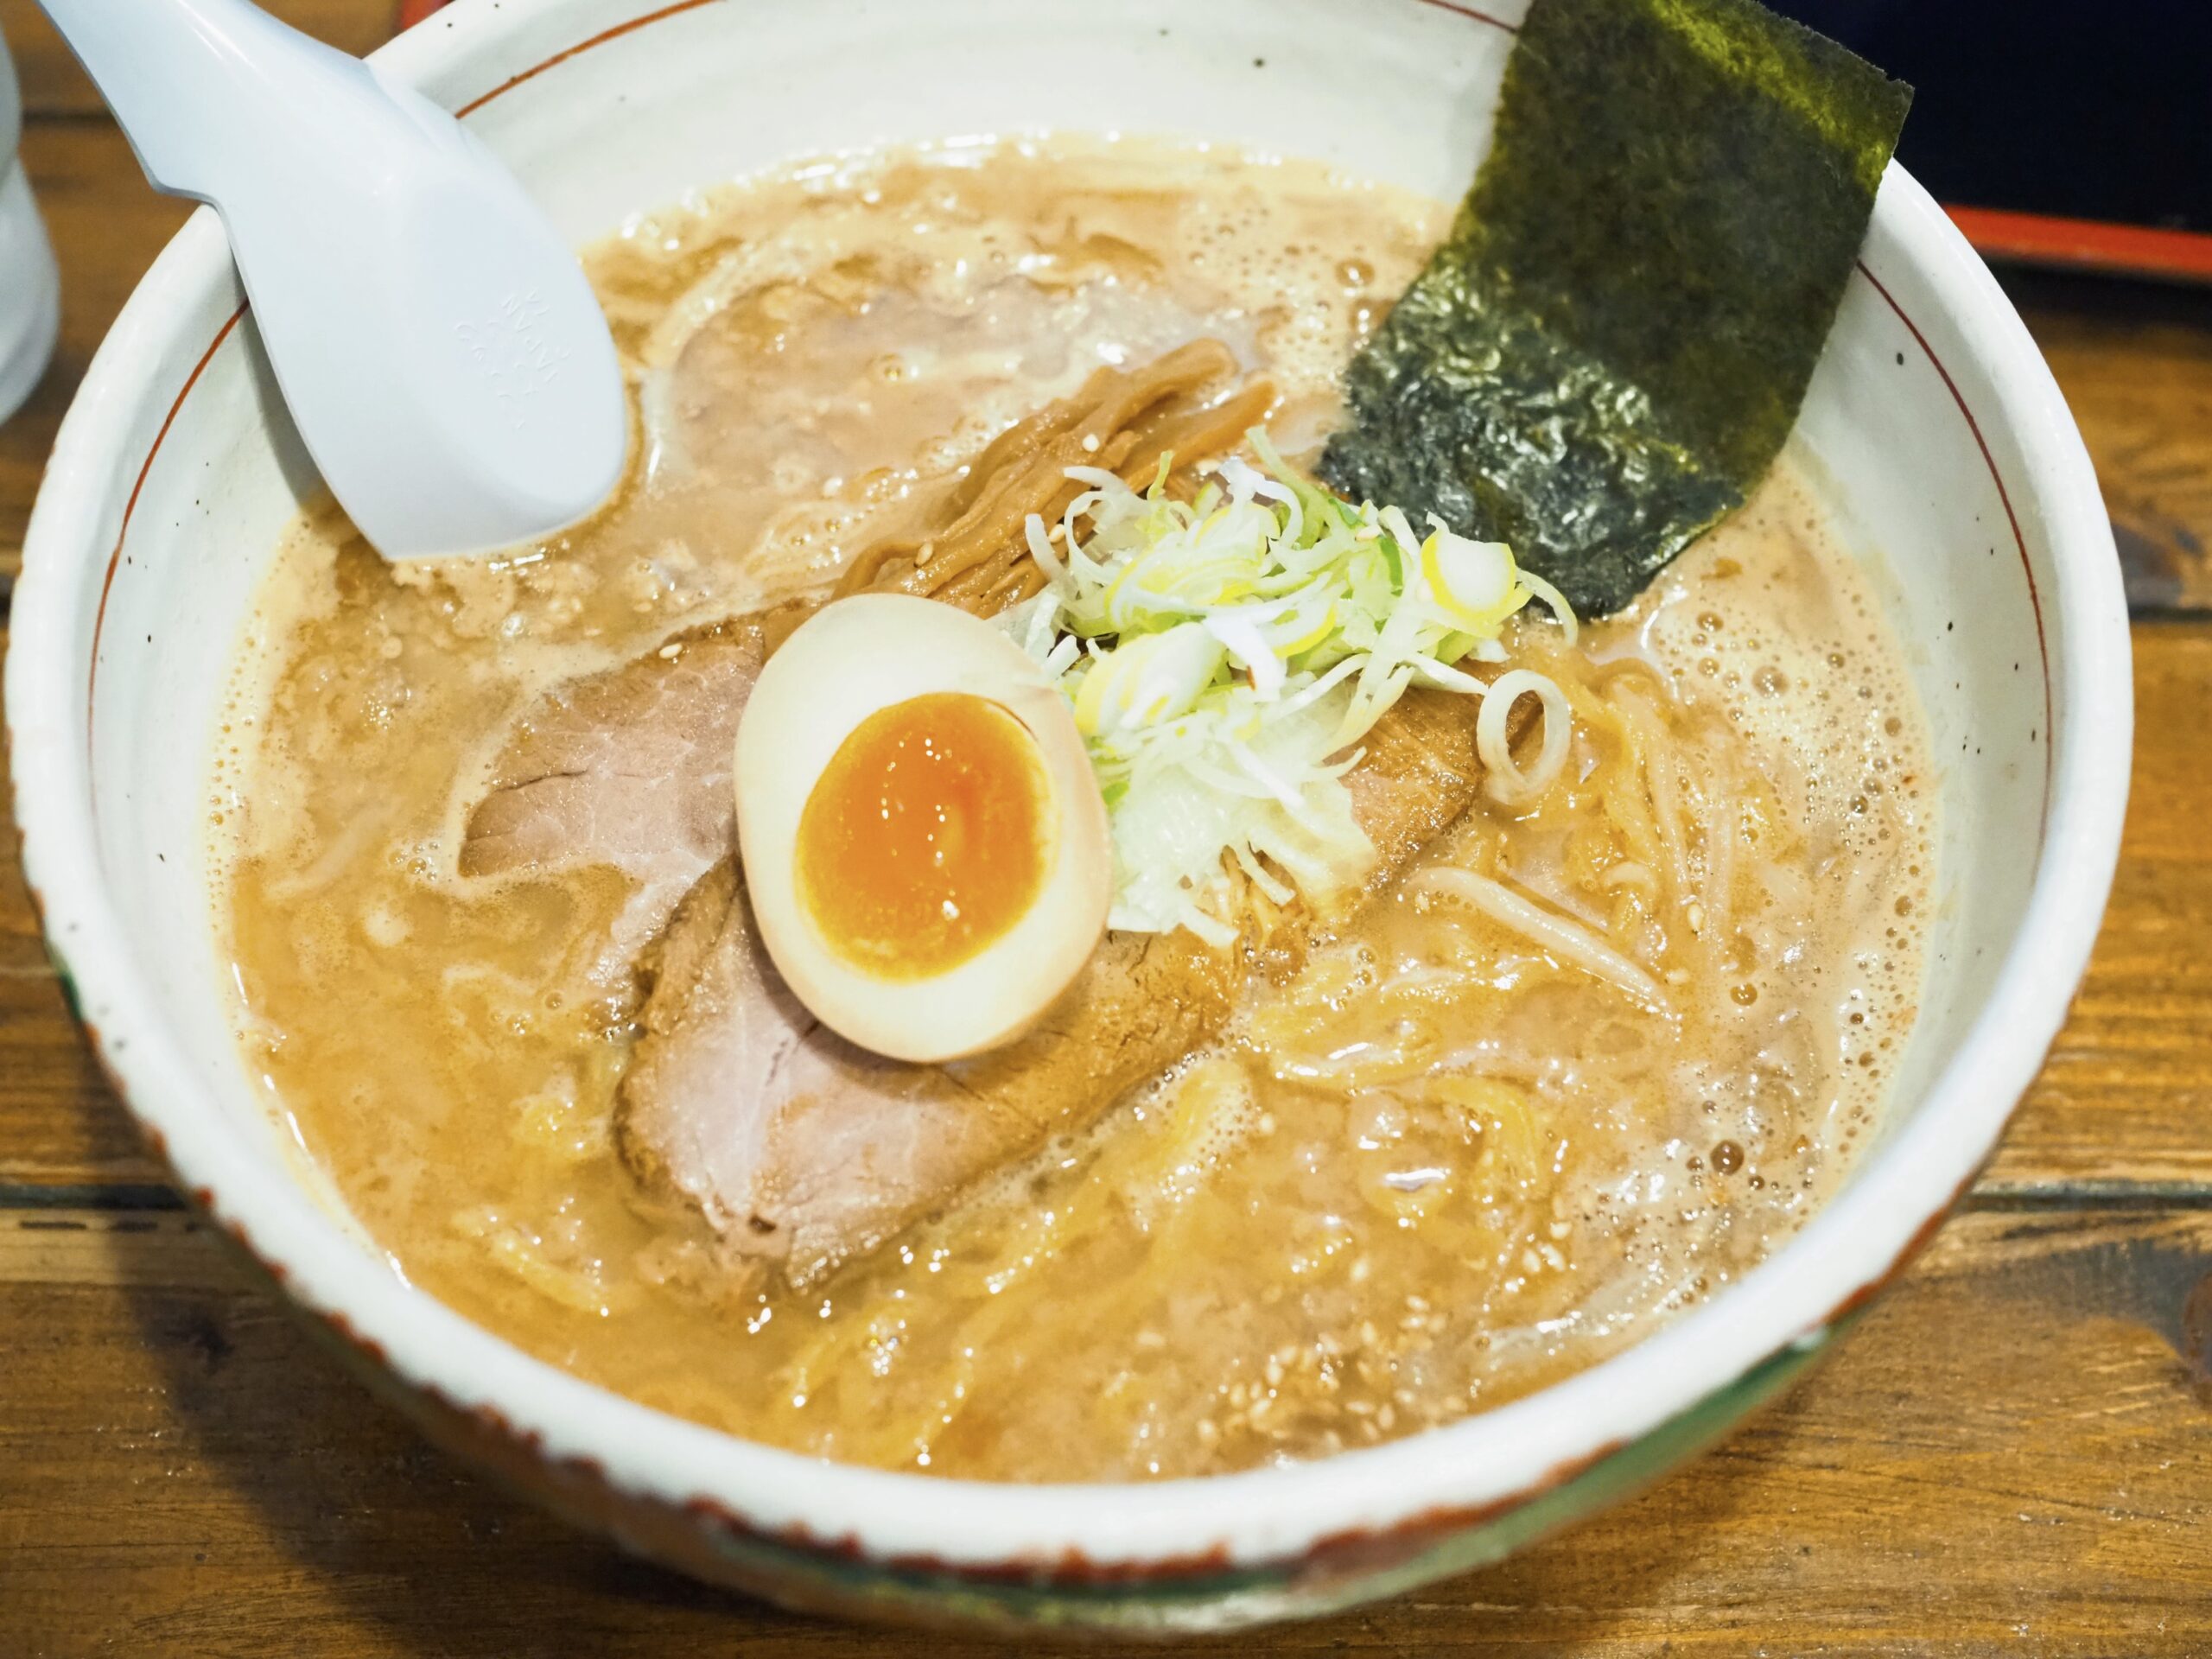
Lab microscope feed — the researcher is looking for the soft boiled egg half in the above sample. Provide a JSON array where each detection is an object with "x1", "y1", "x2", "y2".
[{"x1": 734, "y1": 593, "x2": 1112, "y2": 1064}]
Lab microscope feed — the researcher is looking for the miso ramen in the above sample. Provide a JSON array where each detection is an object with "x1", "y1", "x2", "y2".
[{"x1": 212, "y1": 140, "x2": 1932, "y2": 1481}]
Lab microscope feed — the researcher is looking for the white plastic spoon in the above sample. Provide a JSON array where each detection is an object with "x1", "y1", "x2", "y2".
[{"x1": 39, "y1": 0, "x2": 626, "y2": 560}]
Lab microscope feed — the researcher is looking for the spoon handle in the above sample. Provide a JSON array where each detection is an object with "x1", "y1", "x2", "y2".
[
  {"x1": 34, "y1": 0, "x2": 627, "y2": 560},
  {"x1": 36, "y1": 0, "x2": 371, "y2": 202}
]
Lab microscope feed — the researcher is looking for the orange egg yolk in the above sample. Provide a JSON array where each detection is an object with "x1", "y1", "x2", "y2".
[{"x1": 795, "y1": 692, "x2": 1052, "y2": 980}]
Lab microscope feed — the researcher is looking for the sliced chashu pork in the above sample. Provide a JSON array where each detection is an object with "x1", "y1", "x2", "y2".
[
  {"x1": 459, "y1": 611, "x2": 787, "y2": 973},
  {"x1": 620, "y1": 688, "x2": 1507, "y2": 1283},
  {"x1": 620, "y1": 861, "x2": 1236, "y2": 1278}
]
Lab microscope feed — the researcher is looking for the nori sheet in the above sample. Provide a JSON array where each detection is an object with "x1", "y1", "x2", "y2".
[{"x1": 1319, "y1": 0, "x2": 1910, "y2": 616}]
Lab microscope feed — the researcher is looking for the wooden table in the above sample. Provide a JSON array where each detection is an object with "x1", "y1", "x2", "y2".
[{"x1": 5, "y1": 5, "x2": 2211, "y2": 1652}]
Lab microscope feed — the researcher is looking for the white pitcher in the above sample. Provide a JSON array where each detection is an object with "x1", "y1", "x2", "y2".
[{"x1": 0, "y1": 25, "x2": 60, "y2": 426}]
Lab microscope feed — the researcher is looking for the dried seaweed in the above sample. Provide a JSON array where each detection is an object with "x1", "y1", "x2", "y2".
[{"x1": 1319, "y1": 0, "x2": 1910, "y2": 616}]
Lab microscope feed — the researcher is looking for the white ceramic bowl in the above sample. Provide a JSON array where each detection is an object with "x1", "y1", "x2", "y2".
[{"x1": 7, "y1": 0, "x2": 2132, "y2": 1634}]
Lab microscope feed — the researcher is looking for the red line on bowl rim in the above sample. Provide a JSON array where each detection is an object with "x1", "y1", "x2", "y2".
[
  {"x1": 1411, "y1": 0, "x2": 1519, "y2": 29},
  {"x1": 454, "y1": 0, "x2": 724, "y2": 118},
  {"x1": 86, "y1": 301, "x2": 250, "y2": 764},
  {"x1": 1853, "y1": 257, "x2": 2055, "y2": 845}
]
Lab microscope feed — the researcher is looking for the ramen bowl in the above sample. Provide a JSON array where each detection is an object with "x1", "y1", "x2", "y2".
[{"x1": 5, "y1": 0, "x2": 2131, "y2": 1634}]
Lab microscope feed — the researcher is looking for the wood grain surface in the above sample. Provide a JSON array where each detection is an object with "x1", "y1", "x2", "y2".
[{"x1": 3, "y1": 4, "x2": 2209, "y2": 1653}]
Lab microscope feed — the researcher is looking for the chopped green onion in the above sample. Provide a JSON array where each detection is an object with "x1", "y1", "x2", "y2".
[{"x1": 1002, "y1": 429, "x2": 1573, "y2": 938}]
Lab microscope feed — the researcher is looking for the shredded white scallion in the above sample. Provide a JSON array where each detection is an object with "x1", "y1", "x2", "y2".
[{"x1": 1001, "y1": 430, "x2": 1577, "y2": 938}]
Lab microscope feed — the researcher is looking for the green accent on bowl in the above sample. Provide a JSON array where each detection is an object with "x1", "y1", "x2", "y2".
[{"x1": 46, "y1": 943, "x2": 83, "y2": 1025}]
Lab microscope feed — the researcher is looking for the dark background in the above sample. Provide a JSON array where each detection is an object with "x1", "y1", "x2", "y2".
[{"x1": 1771, "y1": 1, "x2": 2212, "y2": 232}]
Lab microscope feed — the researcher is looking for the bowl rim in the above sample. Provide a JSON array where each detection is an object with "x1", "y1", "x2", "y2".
[{"x1": 5, "y1": 0, "x2": 2133, "y2": 1576}]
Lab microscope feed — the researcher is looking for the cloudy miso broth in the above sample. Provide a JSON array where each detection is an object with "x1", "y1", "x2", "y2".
[{"x1": 213, "y1": 140, "x2": 1932, "y2": 1480}]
